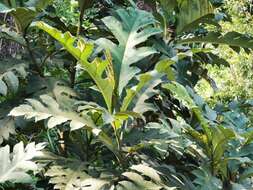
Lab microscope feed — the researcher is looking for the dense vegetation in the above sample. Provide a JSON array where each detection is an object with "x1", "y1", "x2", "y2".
[{"x1": 1, "y1": 0, "x2": 253, "y2": 189}]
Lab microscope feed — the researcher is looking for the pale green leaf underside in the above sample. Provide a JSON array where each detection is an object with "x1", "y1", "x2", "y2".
[
  {"x1": 0, "y1": 118, "x2": 15, "y2": 144},
  {"x1": 0, "y1": 63, "x2": 27, "y2": 96},
  {"x1": 9, "y1": 95, "x2": 118, "y2": 156},
  {"x1": 0, "y1": 142, "x2": 44, "y2": 183},
  {"x1": 46, "y1": 164, "x2": 90, "y2": 190},
  {"x1": 46, "y1": 163, "x2": 174, "y2": 190}
]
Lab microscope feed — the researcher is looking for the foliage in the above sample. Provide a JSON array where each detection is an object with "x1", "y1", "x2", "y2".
[
  {"x1": 1, "y1": 0, "x2": 253, "y2": 190},
  {"x1": 0, "y1": 142, "x2": 45, "y2": 183}
]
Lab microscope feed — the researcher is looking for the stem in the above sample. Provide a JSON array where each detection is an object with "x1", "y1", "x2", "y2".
[
  {"x1": 77, "y1": 5, "x2": 84, "y2": 36},
  {"x1": 69, "y1": 62, "x2": 77, "y2": 88},
  {"x1": 211, "y1": 143, "x2": 215, "y2": 176},
  {"x1": 41, "y1": 50, "x2": 62, "y2": 68},
  {"x1": 114, "y1": 128, "x2": 121, "y2": 151},
  {"x1": 69, "y1": 3, "x2": 86, "y2": 88},
  {"x1": 23, "y1": 31, "x2": 43, "y2": 76},
  {"x1": 85, "y1": 131, "x2": 90, "y2": 161},
  {"x1": 112, "y1": 122, "x2": 121, "y2": 151}
]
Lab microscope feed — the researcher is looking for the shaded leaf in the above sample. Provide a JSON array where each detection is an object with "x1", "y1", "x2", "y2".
[{"x1": 179, "y1": 31, "x2": 253, "y2": 51}]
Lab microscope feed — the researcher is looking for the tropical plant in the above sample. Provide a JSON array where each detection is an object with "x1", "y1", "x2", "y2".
[{"x1": 1, "y1": 0, "x2": 253, "y2": 189}]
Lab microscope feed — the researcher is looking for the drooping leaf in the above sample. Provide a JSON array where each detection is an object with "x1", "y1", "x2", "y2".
[
  {"x1": 0, "y1": 141, "x2": 45, "y2": 183},
  {"x1": 45, "y1": 161, "x2": 174, "y2": 190},
  {"x1": 176, "y1": 0, "x2": 213, "y2": 33},
  {"x1": 179, "y1": 31, "x2": 253, "y2": 51},
  {"x1": 1, "y1": 7, "x2": 37, "y2": 33},
  {"x1": 163, "y1": 82, "x2": 196, "y2": 108},
  {"x1": 96, "y1": 7, "x2": 161, "y2": 95},
  {"x1": 118, "y1": 164, "x2": 175, "y2": 190}
]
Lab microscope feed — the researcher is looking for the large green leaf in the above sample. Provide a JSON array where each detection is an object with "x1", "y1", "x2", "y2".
[
  {"x1": 163, "y1": 82, "x2": 212, "y2": 140},
  {"x1": 210, "y1": 126, "x2": 235, "y2": 167},
  {"x1": 121, "y1": 59, "x2": 173, "y2": 113},
  {"x1": 0, "y1": 141, "x2": 45, "y2": 183},
  {"x1": 176, "y1": 0, "x2": 213, "y2": 33},
  {"x1": 178, "y1": 31, "x2": 253, "y2": 50},
  {"x1": 46, "y1": 162, "x2": 90, "y2": 190},
  {"x1": 45, "y1": 161, "x2": 174, "y2": 190},
  {"x1": 9, "y1": 95, "x2": 94, "y2": 130},
  {"x1": 125, "y1": 119, "x2": 192, "y2": 159},
  {"x1": 36, "y1": 22, "x2": 115, "y2": 113},
  {"x1": 193, "y1": 167, "x2": 222, "y2": 190},
  {"x1": 1, "y1": 7, "x2": 37, "y2": 33},
  {"x1": 9, "y1": 95, "x2": 118, "y2": 156},
  {"x1": 96, "y1": 7, "x2": 161, "y2": 95}
]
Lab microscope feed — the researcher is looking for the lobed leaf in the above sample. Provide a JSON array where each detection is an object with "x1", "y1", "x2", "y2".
[
  {"x1": 0, "y1": 141, "x2": 45, "y2": 183},
  {"x1": 97, "y1": 7, "x2": 161, "y2": 95}
]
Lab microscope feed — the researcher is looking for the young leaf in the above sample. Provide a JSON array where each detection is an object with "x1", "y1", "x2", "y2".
[{"x1": 121, "y1": 69, "x2": 162, "y2": 113}]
